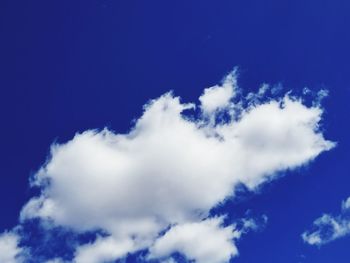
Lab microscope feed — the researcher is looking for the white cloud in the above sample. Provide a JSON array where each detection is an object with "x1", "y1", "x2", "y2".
[
  {"x1": 0, "y1": 232, "x2": 24, "y2": 263},
  {"x1": 74, "y1": 236, "x2": 135, "y2": 263},
  {"x1": 148, "y1": 217, "x2": 240, "y2": 263},
  {"x1": 8, "y1": 72, "x2": 333, "y2": 262},
  {"x1": 302, "y1": 197, "x2": 350, "y2": 245},
  {"x1": 199, "y1": 71, "x2": 236, "y2": 116}
]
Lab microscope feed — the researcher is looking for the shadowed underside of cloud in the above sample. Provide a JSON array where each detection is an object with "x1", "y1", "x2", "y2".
[
  {"x1": 302, "y1": 197, "x2": 350, "y2": 245},
  {"x1": 1, "y1": 71, "x2": 334, "y2": 263}
]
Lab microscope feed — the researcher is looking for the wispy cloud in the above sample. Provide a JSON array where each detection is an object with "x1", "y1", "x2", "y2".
[{"x1": 302, "y1": 197, "x2": 350, "y2": 245}]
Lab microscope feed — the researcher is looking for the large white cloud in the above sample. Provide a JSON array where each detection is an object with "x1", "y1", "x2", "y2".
[
  {"x1": 302, "y1": 197, "x2": 350, "y2": 245},
  {"x1": 3, "y1": 73, "x2": 334, "y2": 262}
]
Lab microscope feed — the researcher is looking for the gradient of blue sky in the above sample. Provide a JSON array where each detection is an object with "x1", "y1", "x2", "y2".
[{"x1": 0, "y1": 0, "x2": 350, "y2": 262}]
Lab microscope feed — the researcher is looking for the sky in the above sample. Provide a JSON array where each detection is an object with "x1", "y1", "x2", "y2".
[{"x1": 1, "y1": 0, "x2": 350, "y2": 262}]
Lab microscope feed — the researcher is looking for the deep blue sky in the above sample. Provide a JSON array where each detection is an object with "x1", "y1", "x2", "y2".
[{"x1": 1, "y1": 0, "x2": 350, "y2": 262}]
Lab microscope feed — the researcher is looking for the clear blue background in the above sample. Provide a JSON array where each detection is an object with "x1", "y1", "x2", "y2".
[{"x1": 1, "y1": 0, "x2": 350, "y2": 262}]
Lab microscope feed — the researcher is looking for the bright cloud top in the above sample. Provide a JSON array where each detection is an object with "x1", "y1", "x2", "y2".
[
  {"x1": 302, "y1": 196, "x2": 350, "y2": 245},
  {"x1": 2, "y1": 72, "x2": 334, "y2": 263}
]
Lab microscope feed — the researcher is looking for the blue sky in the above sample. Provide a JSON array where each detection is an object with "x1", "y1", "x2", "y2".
[{"x1": 1, "y1": 0, "x2": 350, "y2": 262}]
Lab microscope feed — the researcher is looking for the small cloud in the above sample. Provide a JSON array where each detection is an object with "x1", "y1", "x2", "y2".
[
  {"x1": 302, "y1": 197, "x2": 350, "y2": 246},
  {"x1": 199, "y1": 70, "x2": 237, "y2": 117}
]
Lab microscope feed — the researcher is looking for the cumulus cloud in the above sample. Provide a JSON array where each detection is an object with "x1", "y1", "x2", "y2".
[
  {"x1": 1, "y1": 72, "x2": 334, "y2": 262},
  {"x1": 302, "y1": 197, "x2": 350, "y2": 245},
  {"x1": 0, "y1": 231, "x2": 25, "y2": 263}
]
